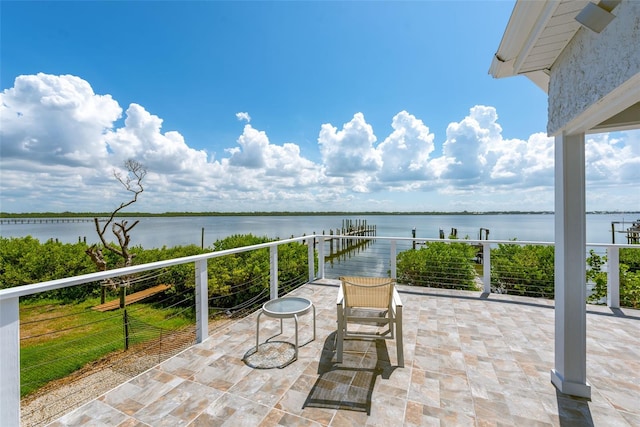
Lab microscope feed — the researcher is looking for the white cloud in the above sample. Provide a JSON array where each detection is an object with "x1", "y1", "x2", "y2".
[
  {"x1": 0, "y1": 73, "x2": 121, "y2": 167},
  {"x1": 1, "y1": 73, "x2": 638, "y2": 213},
  {"x1": 586, "y1": 133, "x2": 640, "y2": 183},
  {"x1": 317, "y1": 113, "x2": 383, "y2": 193},
  {"x1": 484, "y1": 132, "x2": 554, "y2": 187},
  {"x1": 236, "y1": 112, "x2": 251, "y2": 123},
  {"x1": 439, "y1": 105, "x2": 501, "y2": 182},
  {"x1": 105, "y1": 104, "x2": 210, "y2": 175},
  {"x1": 376, "y1": 111, "x2": 436, "y2": 184},
  {"x1": 434, "y1": 106, "x2": 556, "y2": 191},
  {"x1": 318, "y1": 113, "x2": 382, "y2": 177},
  {"x1": 226, "y1": 124, "x2": 269, "y2": 168}
]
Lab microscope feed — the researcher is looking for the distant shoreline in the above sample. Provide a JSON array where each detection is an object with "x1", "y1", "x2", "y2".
[{"x1": 1, "y1": 211, "x2": 638, "y2": 219}]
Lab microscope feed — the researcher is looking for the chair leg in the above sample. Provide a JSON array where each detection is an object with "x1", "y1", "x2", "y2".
[
  {"x1": 396, "y1": 308, "x2": 404, "y2": 368},
  {"x1": 336, "y1": 308, "x2": 344, "y2": 363}
]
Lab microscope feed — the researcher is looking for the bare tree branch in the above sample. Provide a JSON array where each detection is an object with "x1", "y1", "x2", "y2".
[
  {"x1": 98, "y1": 159, "x2": 147, "y2": 239},
  {"x1": 85, "y1": 246, "x2": 107, "y2": 271},
  {"x1": 88, "y1": 160, "x2": 147, "y2": 270},
  {"x1": 85, "y1": 245, "x2": 115, "y2": 289}
]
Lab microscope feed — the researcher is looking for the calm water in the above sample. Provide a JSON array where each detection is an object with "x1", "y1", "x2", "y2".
[{"x1": 1, "y1": 213, "x2": 638, "y2": 248}]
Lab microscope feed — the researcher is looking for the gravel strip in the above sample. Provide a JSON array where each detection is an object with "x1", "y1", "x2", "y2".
[
  {"x1": 19, "y1": 320, "x2": 232, "y2": 426},
  {"x1": 21, "y1": 353, "x2": 160, "y2": 427}
]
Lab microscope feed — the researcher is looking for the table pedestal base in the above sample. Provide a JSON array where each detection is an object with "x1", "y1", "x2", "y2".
[{"x1": 254, "y1": 297, "x2": 316, "y2": 364}]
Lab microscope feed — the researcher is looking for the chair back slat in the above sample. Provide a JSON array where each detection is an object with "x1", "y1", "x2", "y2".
[{"x1": 340, "y1": 276, "x2": 394, "y2": 309}]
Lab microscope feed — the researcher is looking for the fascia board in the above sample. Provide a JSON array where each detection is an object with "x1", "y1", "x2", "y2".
[{"x1": 490, "y1": 0, "x2": 560, "y2": 79}]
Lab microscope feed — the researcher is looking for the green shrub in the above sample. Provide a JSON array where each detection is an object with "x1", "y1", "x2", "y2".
[
  {"x1": 587, "y1": 248, "x2": 640, "y2": 308},
  {"x1": 0, "y1": 234, "x2": 311, "y2": 309},
  {"x1": 397, "y1": 241, "x2": 478, "y2": 290},
  {"x1": 206, "y1": 234, "x2": 310, "y2": 313},
  {"x1": 0, "y1": 237, "x2": 101, "y2": 301},
  {"x1": 490, "y1": 243, "x2": 554, "y2": 298},
  {"x1": 621, "y1": 247, "x2": 640, "y2": 273}
]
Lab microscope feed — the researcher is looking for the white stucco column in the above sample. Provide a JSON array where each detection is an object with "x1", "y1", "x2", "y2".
[{"x1": 550, "y1": 132, "x2": 591, "y2": 398}]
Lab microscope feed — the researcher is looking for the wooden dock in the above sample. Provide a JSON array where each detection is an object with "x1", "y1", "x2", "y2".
[
  {"x1": 321, "y1": 219, "x2": 376, "y2": 257},
  {"x1": 321, "y1": 219, "x2": 376, "y2": 238},
  {"x1": 611, "y1": 219, "x2": 640, "y2": 244},
  {"x1": 92, "y1": 284, "x2": 172, "y2": 312},
  {"x1": 0, "y1": 218, "x2": 106, "y2": 225}
]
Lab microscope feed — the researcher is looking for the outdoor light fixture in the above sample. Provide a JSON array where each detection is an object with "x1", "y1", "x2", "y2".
[{"x1": 575, "y1": 2, "x2": 616, "y2": 33}]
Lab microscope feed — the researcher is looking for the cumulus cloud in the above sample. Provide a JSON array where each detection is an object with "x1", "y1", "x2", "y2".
[
  {"x1": 1, "y1": 73, "x2": 638, "y2": 213},
  {"x1": 105, "y1": 104, "x2": 210, "y2": 175},
  {"x1": 0, "y1": 73, "x2": 325, "y2": 211},
  {"x1": 439, "y1": 105, "x2": 500, "y2": 182},
  {"x1": 226, "y1": 125, "x2": 269, "y2": 168},
  {"x1": 586, "y1": 132, "x2": 640, "y2": 184},
  {"x1": 221, "y1": 124, "x2": 325, "y2": 194},
  {"x1": 318, "y1": 113, "x2": 382, "y2": 177},
  {"x1": 0, "y1": 73, "x2": 121, "y2": 167},
  {"x1": 434, "y1": 106, "x2": 556, "y2": 190},
  {"x1": 376, "y1": 111, "x2": 436, "y2": 186}
]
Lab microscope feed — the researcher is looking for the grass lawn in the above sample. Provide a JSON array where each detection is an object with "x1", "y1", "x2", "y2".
[{"x1": 19, "y1": 296, "x2": 194, "y2": 397}]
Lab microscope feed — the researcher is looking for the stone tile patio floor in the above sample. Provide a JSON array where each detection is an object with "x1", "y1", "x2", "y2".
[{"x1": 50, "y1": 279, "x2": 640, "y2": 426}]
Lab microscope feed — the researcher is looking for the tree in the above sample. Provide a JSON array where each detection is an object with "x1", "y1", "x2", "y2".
[{"x1": 86, "y1": 159, "x2": 147, "y2": 305}]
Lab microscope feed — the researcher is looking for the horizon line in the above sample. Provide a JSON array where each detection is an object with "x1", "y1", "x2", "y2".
[{"x1": 2, "y1": 210, "x2": 640, "y2": 218}]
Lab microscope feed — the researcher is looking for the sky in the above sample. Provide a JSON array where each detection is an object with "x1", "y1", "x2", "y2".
[{"x1": 1, "y1": 1, "x2": 638, "y2": 214}]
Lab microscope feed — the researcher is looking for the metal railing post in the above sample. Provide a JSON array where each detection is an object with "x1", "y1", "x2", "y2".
[
  {"x1": 483, "y1": 242, "x2": 491, "y2": 294},
  {"x1": 308, "y1": 236, "x2": 315, "y2": 282},
  {"x1": 0, "y1": 296, "x2": 20, "y2": 427},
  {"x1": 390, "y1": 239, "x2": 397, "y2": 279},
  {"x1": 270, "y1": 245, "x2": 278, "y2": 299},
  {"x1": 195, "y1": 259, "x2": 208, "y2": 343},
  {"x1": 607, "y1": 246, "x2": 620, "y2": 309},
  {"x1": 318, "y1": 237, "x2": 325, "y2": 279}
]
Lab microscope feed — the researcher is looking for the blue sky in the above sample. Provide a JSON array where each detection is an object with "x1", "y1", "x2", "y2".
[{"x1": 1, "y1": 1, "x2": 638, "y2": 213}]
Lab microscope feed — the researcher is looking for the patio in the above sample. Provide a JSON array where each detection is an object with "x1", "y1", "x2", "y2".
[{"x1": 49, "y1": 279, "x2": 640, "y2": 426}]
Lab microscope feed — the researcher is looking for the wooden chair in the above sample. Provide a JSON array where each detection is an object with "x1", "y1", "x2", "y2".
[{"x1": 336, "y1": 276, "x2": 404, "y2": 367}]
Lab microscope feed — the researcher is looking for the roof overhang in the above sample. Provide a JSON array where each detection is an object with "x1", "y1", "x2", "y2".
[
  {"x1": 489, "y1": 0, "x2": 589, "y2": 93},
  {"x1": 490, "y1": 0, "x2": 639, "y2": 134}
]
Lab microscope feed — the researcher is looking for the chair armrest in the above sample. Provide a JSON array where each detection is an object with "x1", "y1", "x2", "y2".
[
  {"x1": 337, "y1": 285, "x2": 344, "y2": 306},
  {"x1": 391, "y1": 288, "x2": 402, "y2": 318},
  {"x1": 392, "y1": 288, "x2": 402, "y2": 308}
]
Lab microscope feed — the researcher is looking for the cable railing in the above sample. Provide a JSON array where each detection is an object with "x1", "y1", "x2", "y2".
[
  {"x1": 1, "y1": 234, "x2": 637, "y2": 426},
  {"x1": 18, "y1": 267, "x2": 199, "y2": 426},
  {"x1": 319, "y1": 236, "x2": 637, "y2": 308},
  {"x1": 2, "y1": 236, "x2": 314, "y2": 426}
]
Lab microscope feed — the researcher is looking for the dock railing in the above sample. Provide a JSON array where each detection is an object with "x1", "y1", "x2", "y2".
[{"x1": 1, "y1": 234, "x2": 637, "y2": 425}]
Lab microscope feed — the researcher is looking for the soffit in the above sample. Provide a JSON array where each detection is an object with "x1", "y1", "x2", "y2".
[{"x1": 489, "y1": 0, "x2": 590, "y2": 93}]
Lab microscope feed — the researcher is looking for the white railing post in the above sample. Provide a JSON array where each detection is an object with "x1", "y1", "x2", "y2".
[
  {"x1": 308, "y1": 236, "x2": 315, "y2": 282},
  {"x1": 483, "y1": 242, "x2": 491, "y2": 294},
  {"x1": 195, "y1": 259, "x2": 208, "y2": 343},
  {"x1": 607, "y1": 246, "x2": 620, "y2": 309},
  {"x1": 0, "y1": 296, "x2": 20, "y2": 427},
  {"x1": 390, "y1": 239, "x2": 397, "y2": 279},
  {"x1": 318, "y1": 237, "x2": 325, "y2": 279},
  {"x1": 270, "y1": 245, "x2": 278, "y2": 299}
]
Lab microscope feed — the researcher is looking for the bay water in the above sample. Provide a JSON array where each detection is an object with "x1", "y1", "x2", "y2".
[{"x1": 1, "y1": 213, "x2": 638, "y2": 248}]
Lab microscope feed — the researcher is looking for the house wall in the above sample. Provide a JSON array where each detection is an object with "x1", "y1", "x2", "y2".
[{"x1": 547, "y1": 0, "x2": 640, "y2": 135}]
